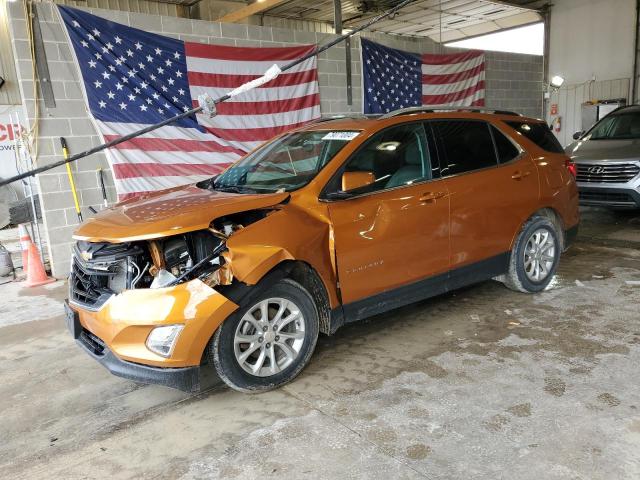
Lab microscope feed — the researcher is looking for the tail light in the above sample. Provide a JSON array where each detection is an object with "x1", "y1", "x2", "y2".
[{"x1": 565, "y1": 158, "x2": 577, "y2": 178}]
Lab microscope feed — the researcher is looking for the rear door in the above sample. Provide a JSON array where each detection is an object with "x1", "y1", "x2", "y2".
[{"x1": 429, "y1": 119, "x2": 540, "y2": 282}]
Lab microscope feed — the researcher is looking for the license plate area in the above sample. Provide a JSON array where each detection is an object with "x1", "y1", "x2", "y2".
[{"x1": 64, "y1": 301, "x2": 81, "y2": 339}]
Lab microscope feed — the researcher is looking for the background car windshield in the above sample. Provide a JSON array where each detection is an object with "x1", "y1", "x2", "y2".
[
  {"x1": 214, "y1": 130, "x2": 359, "y2": 192},
  {"x1": 588, "y1": 112, "x2": 640, "y2": 140}
]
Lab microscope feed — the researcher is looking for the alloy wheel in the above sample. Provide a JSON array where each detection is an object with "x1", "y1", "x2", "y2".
[
  {"x1": 233, "y1": 297, "x2": 306, "y2": 377},
  {"x1": 523, "y1": 228, "x2": 556, "y2": 282}
]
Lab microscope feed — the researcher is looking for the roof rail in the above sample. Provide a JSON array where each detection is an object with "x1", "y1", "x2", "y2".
[
  {"x1": 313, "y1": 114, "x2": 370, "y2": 123},
  {"x1": 379, "y1": 106, "x2": 522, "y2": 119}
]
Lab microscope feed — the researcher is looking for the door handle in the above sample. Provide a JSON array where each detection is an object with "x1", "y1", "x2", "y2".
[
  {"x1": 419, "y1": 191, "x2": 446, "y2": 202},
  {"x1": 511, "y1": 170, "x2": 531, "y2": 180}
]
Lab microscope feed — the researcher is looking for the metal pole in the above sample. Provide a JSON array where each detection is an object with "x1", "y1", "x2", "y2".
[
  {"x1": 333, "y1": 0, "x2": 342, "y2": 34},
  {"x1": 632, "y1": 0, "x2": 640, "y2": 103},
  {"x1": 18, "y1": 118, "x2": 44, "y2": 256},
  {"x1": 0, "y1": 0, "x2": 415, "y2": 188},
  {"x1": 97, "y1": 168, "x2": 108, "y2": 208},
  {"x1": 11, "y1": 112, "x2": 43, "y2": 256},
  {"x1": 333, "y1": 0, "x2": 352, "y2": 106},
  {"x1": 542, "y1": 5, "x2": 551, "y2": 119}
]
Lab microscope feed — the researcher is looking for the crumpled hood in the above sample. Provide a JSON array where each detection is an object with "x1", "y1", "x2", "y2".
[
  {"x1": 73, "y1": 184, "x2": 289, "y2": 243},
  {"x1": 566, "y1": 138, "x2": 640, "y2": 162}
]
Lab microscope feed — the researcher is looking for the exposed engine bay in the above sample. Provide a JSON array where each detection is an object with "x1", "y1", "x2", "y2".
[{"x1": 69, "y1": 216, "x2": 250, "y2": 310}]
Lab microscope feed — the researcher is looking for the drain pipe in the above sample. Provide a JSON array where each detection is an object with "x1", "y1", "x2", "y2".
[
  {"x1": 542, "y1": 3, "x2": 551, "y2": 120},
  {"x1": 632, "y1": 0, "x2": 639, "y2": 104}
]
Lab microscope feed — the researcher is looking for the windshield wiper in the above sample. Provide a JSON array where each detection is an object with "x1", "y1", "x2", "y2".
[{"x1": 213, "y1": 184, "x2": 257, "y2": 194}]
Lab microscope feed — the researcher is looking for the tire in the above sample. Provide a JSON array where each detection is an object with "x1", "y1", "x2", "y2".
[
  {"x1": 211, "y1": 278, "x2": 319, "y2": 393},
  {"x1": 502, "y1": 216, "x2": 561, "y2": 293}
]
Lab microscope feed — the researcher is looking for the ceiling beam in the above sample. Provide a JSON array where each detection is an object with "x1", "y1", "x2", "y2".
[
  {"x1": 482, "y1": 0, "x2": 544, "y2": 12},
  {"x1": 217, "y1": 0, "x2": 291, "y2": 24}
]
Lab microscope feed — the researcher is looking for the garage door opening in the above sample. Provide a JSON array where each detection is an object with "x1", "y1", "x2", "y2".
[{"x1": 445, "y1": 22, "x2": 544, "y2": 56}]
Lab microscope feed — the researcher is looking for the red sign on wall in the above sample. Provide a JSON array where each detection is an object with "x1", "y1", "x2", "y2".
[
  {"x1": 1, "y1": 106, "x2": 26, "y2": 190},
  {"x1": 550, "y1": 103, "x2": 558, "y2": 115},
  {"x1": 0, "y1": 122, "x2": 22, "y2": 142}
]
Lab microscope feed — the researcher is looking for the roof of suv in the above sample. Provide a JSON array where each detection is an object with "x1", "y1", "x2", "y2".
[
  {"x1": 304, "y1": 109, "x2": 542, "y2": 133},
  {"x1": 603, "y1": 104, "x2": 640, "y2": 114}
]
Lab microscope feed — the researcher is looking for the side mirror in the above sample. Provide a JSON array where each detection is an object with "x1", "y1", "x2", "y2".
[
  {"x1": 342, "y1": 171, "x2": 375, "y2": 192},
  {"x1": 572, "y1": 131, "x2": 584, "y2": 140}
]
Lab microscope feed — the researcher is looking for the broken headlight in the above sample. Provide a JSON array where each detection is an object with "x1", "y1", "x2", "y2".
[
  {"x1": 163, "y1": 237, "x2": 193, "y2": 277},
  {"x1": 149, "y1": 231, "x2": 227, "y2": 289}
]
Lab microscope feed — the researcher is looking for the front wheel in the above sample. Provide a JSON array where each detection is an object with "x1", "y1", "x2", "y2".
[
  {"x1": 502, "y1": 216, "x2": 561, "y2": 293},
  {"x1": 211, "y1": 279, "x2": 319, "y2": 393}
]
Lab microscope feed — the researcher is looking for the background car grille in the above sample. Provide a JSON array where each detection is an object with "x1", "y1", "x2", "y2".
[{"x1": 576, "y1": 163, "x2": 640, "y2": 183}]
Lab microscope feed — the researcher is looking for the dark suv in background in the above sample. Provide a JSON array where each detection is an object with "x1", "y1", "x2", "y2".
[{"x1": 567, "y1": 105, "x2": 640, "y2": 209}]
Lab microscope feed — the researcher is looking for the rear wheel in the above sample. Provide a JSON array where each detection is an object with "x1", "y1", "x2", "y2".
[
  {"x1": 502, "y1": 216, "x2": 561, "y2": 293},
  {"x1": 211, "y1": 279, "x2": 319, "y2": 393}
]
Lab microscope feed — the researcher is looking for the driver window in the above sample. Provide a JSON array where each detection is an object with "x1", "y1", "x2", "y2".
[{"x1": 342, "y1": 123, "x2": 431, "y2": 194}]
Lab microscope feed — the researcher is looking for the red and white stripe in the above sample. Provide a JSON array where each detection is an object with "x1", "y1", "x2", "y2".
[
  {"x1": 187, "y1": 43, "x2": 320, "y2": 152},
  {"x1": 421, "y1": 50, "x2": 485, "y2": 107},
  {"x1": 105, "y1": 43, "x2": 320, "y2": 200}
]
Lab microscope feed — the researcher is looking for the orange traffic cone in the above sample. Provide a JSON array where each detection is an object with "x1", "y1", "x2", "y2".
[
  {"x1": 18, "y1": 224, "x2": 31, "y2": 274},
  {"x1": 24, "y1": 242, "x2": 55, "y2": 287}
]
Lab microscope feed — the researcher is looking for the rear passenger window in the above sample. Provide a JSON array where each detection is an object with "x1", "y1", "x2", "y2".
[
  {"x1": 491, "y1": 126, "x2": 520, "y2": 163},
  {"x1": 506, "y1": 121, "x2": 564, "y2": 153},
  {"x1": 432, "y1": 120, "x2": 497, "y2": 176}
]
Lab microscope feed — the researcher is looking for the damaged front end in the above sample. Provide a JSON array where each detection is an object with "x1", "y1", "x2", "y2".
[
  {"x1": 69, "y1": 221, "x2": 245, "y2": 312},
  {"x1": 66, "y1": 213, "x2": 271, "y2": 392}
]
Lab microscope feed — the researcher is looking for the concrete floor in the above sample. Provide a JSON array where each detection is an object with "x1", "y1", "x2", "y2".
[{"x1": 1, "y1": 208, "x2": 639, "y2": 479}]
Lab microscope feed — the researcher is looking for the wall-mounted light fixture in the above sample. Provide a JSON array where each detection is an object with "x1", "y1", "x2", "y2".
[{"x1": 550, "y1": 75, "x2": 565, "y2": 89}]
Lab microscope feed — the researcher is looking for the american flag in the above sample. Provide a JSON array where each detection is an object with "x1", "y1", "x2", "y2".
[
  {"x1": 362, "y1": 39, "x2": 485, "y2": 114},
  {"x1": 59, "y1": 6, "x2": 320, "y2": 200}
]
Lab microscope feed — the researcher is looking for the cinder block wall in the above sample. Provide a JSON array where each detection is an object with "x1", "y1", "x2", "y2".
[
  {"x1": 7, "y1": 2, "x2": 543, "y2": 277},
  {"x1": 485, "y1": 51, "x2": 544, "y2": 119}
]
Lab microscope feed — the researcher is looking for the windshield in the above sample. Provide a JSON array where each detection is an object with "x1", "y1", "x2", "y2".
[
  {"x1": 212, "y1": 130, "x2": 360, "y2": 193},
  {"x1": 588, "y1": 111, "x2": 640, "y2": 140}
]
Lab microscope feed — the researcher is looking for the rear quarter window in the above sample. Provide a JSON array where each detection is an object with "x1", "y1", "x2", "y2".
[
  {"x1": 506, "y1": 121, "x2": 564, "y2": 154},
  {"x1": 491, "y1": 126, "x2": 520, "y2": 164}
]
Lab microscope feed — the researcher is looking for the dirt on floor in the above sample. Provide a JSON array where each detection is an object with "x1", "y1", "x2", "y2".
[{"x1": 0, "y1": 207, "x2": 639, "y2": 480}]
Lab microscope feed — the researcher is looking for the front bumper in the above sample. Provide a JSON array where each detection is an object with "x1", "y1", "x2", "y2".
[
  {"x1": 91, "y1": 347, "x2": 202, "y2": 392},
  {"x1": 66, "y1": 279, "x2": 239, "y2": 389},
  {"x1": 577, "y1": 184, "x2": 640, "y2": 209},
  {"x1": 75, "y1": 319, "x2": 201, "y2": 392}
]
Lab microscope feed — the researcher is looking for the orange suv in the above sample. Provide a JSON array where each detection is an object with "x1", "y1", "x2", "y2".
[{"x1": 65, "y1": 108, "x2": 579, "y2": 392}]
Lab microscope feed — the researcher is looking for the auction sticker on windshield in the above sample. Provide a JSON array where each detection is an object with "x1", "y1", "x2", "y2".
[{"x1": 322, "y1": 131, "x2": 360, "y2": 141}]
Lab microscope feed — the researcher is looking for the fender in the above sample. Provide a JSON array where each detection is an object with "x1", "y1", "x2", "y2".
[{"x1": 224, "y1": 203, "x2": 341, "y2": 309}]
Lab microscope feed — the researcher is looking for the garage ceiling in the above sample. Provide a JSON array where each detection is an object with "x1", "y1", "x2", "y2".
[{"x1": 260, "y1": 0, "x2": 544, "y2": 42}]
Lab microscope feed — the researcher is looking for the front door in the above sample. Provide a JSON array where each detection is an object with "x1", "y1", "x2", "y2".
[{"x1": 325, "y1": 122, "x2": 450, "y2": 314}]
